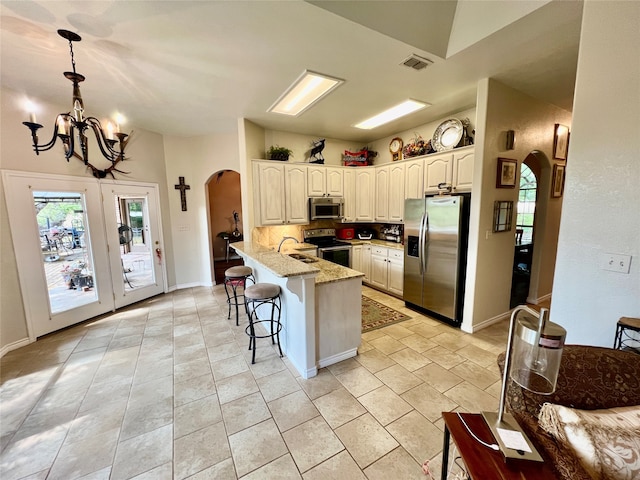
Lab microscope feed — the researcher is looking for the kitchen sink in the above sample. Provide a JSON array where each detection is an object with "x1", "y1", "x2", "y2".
[{"x1": 288, "y1": 253, "x2": 318, "y2": 263}]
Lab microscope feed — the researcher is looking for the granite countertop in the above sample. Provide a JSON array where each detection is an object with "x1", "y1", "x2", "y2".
[
  {"x1": 346, "y1": 238, "x2": 404, "y2": 250},
  {"x1": 230, "y1": 242, "x2": 363, "y2": 285}
]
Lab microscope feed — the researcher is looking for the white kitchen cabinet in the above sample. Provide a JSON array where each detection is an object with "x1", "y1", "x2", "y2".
[
  {"x1": 351, "y1": 244, "x2": 362, "y2": 272},
  {"x1": 326, "y1": 168, "x2": 344, "y2": 197},
  {"x1": 307, "y1": 166, "x2": 343, "y2": 197},
  {"x1": 424, "y1": 146, "x2": 474, "y2": 194},
  {"x1": 285, "y1": 165, "x2": 309, "y2": 223},
  {"x1": 253, "y1": 161, "x2": 308, "y2": 225},
  {"x1": 375, "y1": 166, "x2": 389, "y2": 221},
  {"x1": 355, "y1": 167, "x2": 375, "y2": 222},
  {"x1": 424, "y1": 152, "x2": 454, "y2": 193},
  {"x1": 370, "y1": 247, "x2": 389, "y2": 290},
  {"x1": 342, "y1": 168, "x2": 356, "y2": 222},
  {"x1": 254, "y1": 162, "x2": 286, "y2": 225},
  {"x1": 388, "y1": 163, "x2": 405, "y2": 222},
  {"x1": 452, "y1": 148, "x2": 474, "y2": 191},
  {"x1": 375, "y1": 163, "x2": 405, "y2": 222},
  {"x1": 404, "y1": 157, "x2": 424, "y2": 199},
  {"x1": 361, "y1": 243, "x2": 371, "y2": 283},
  {"x1": 368, "y1": 245, "x2": 404, "y2": 296},
  {"x1": 387, "y1": 248, "x2": 404, "y2": 296}
]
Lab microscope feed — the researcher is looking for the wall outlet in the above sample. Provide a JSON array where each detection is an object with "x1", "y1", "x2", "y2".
[{"x1": 599, "y1": 252, "x2": 632, "y2": 273}]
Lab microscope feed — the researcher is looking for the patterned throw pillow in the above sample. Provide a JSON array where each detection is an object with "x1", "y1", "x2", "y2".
[{"x1": 538, "y1": 403, "x2": 640, "y2": 480}]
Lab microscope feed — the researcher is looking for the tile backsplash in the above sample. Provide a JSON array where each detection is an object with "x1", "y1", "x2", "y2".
[{"x1": 252, "y1": 221, "x2": 402, "y2": 247}]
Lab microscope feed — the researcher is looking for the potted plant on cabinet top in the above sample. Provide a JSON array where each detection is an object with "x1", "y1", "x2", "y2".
[{"x1": 266, "y1": 145, "x2": 293, "y2": 161}]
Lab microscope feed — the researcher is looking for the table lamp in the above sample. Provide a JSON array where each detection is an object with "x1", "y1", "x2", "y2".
[{"x1": 482, "y1": 305, "x2": 566, "y2": 462}]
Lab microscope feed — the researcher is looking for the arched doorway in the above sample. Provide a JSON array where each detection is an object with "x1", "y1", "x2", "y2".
[
  {"x1": 206, "y1": 170, "x2": 244, "y2": 284},
  {"x1": 511, "y1": 161, "x2": 538, "y2": 307}
]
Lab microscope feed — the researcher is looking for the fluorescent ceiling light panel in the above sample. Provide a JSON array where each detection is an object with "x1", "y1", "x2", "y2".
[
  {"x1": 354, "y1": 99, "x2": 430, "y2": 129},
  {"x1": 268, "y1": 70, "x2": 344, "y2": 116}
]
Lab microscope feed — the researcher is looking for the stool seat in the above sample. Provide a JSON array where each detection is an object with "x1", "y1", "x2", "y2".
[
  {"x1": 223, "y1": 266, "x2": 254, "y2": 326},
  {"x1": 225, "y1": 265, "x2": 253, "y2": 278},
  {"x1": 614, "y1": 316, "x2": 640, "y2": 354},
  {"x1": 244, "y1": 282, "x2": 282, "y2": 364},
  {"x1": 245, "y1": 283, "x2": 280, "y2": 300}
]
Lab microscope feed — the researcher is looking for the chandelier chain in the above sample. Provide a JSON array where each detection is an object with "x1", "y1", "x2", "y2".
[{"x1": 67, "y1": 38, "x2": 77, "y2": 74}]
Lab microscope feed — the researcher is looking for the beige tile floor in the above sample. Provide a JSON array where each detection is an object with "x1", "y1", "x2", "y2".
[{"x1": 0, "y1": 284, "x2": 511, "y2": 480}]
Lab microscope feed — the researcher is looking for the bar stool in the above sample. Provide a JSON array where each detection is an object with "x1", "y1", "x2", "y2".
[
  {"x1": 244, "y1": 283, "x2": 283, "y2": 364},
  {"x1": 613, "y1": 317, "x2": 640, "y2": 354},
  {"x1": 223, "y1": 266, "x2": 254, "y2": 326}
]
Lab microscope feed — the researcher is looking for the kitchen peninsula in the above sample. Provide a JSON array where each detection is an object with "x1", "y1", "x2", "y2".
[{"x1": 230, "y1": 242, "x2": 364, "y2": 378}]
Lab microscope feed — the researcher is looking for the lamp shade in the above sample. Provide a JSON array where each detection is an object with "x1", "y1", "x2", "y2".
[{"x1": 511, "y1": 312, "x2": 566, "y2": 394}]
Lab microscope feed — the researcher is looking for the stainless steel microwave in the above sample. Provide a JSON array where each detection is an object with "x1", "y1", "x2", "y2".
[{"x1": 309, "y1": 197, "x2": 344, "y2": 220}]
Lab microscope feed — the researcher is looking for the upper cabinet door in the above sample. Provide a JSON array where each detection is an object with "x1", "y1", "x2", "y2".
[
  {"x1": 388, "y1": 163, "x2": 405, "y2": 222},
  {"x1": 307, "y1": 166, "x2": 325, "y2": 197},
  {"x1": 255, "y1": 162, "x2": 286, "y2": 225},
  {"x1": 452, "y1": 148, "x2": 474, "y2": 191},
  {"x1": 325, "y1": 168, "x2": 344, "y2": 197},
  {"x1": 355, "y1": 168, "x2": 375, "y2": 222},
  {"x1": 342, "y1": 168, "x2": 356, "y2": 222},
  {"x1": 308, "y1": 166, "x2": 343, "y2": 197},
  {"x1": 285, "y1": 165, "x2": 308, "y2": 223},
  {"x1": 404, "y1": 158, "x2": 424, "y2": 199},
  {"x1": 375, "y1": 166, "x2": 390, "y2": 221},
  {"x1": 424, "y1": 153, "x2": 453, "y2": 193}
]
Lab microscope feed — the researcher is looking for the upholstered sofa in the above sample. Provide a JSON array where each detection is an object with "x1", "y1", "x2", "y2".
[{"x1": 500, "y1": 345, "x2": 640, "y2": 480}]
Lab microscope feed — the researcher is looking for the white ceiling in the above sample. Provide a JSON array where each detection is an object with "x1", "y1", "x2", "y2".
[{"x1": 0, "y1": 1, "x2": 583, "y2": 143}]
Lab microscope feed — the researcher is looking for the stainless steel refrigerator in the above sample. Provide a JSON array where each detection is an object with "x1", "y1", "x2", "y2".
[{"x1": 403, "y1": 195, "x2": 470, "y2": 327}]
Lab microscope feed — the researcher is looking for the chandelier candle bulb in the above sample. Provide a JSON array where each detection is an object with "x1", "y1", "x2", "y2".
[
  {"x1": 106, "y1": 122, "x2": 114, "y2": 140},
  {"x1": 57, "y1": 116, "x2": 69, "y2": 136},
  {"x1": 29, "y1": 111, "x2": 36, "y2": 124}
]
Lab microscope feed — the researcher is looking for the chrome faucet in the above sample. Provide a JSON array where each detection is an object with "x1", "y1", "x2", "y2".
[{"x1": 277, "y1": 236, "x2": 299, "y2": 252}]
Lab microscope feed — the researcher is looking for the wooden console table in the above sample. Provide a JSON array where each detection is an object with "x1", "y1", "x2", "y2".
[{"x1": 441, "y1": 412, "x2": 557, "y2": 479}]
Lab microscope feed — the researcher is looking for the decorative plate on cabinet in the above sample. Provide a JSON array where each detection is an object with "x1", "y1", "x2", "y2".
[{"x1": 432, "y1": 118, "x2": 463, "y2": 151}]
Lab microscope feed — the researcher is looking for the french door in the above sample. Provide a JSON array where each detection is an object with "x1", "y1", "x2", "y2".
[
  {"x1": 2, "y1": 171, "x2": 165, "y2": 339},
  {"x1": 101, "y1": 181, "x2": 165, "y2": 309}
]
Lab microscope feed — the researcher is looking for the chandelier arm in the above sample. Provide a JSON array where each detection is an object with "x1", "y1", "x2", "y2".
[
  {"x1": 64, "y1": 126, "x2": 76, "y2": 161},
  {"x1": 23, "y1": 115, "x2": 66, "y2": 153},
  {"x1": 85, "y1": 118, "x2": 120, "y2": 159}
]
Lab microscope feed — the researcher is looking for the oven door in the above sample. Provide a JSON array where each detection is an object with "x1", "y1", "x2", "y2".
[{"x1": 318, "y1": 246, "x2": 351, "y2": 268}]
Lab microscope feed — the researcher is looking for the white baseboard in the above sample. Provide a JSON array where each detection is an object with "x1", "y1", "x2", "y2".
[
  {"x1": 318, "y1": 348, "x2": 358, "y2": 369},
  {"x1": 526, "y1": 293, "x2": 551, "y2": 305},
  {"x1": 172, "y1": 281, "x2": 214, "y2": 291},
  {"x1": 463, "y1": 311, "x2": 512, "y2": 333},
  {"x1": 0, "y1": 337, "x2": 32, "y2": 359}
]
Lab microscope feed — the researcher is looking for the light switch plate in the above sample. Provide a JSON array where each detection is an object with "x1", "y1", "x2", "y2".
[{"x1": 599, "y1": 252, "x2": 632, "y2": 273}]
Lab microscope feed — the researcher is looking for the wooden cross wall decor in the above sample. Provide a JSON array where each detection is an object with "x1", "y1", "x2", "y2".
[{"x1": 175, "y1": 176, "x2": 191, "y2": 211}]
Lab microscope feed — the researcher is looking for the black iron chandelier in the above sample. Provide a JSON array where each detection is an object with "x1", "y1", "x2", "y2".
[{"x1": 23, "y1": 29, "x2": 130, "y2": 178}]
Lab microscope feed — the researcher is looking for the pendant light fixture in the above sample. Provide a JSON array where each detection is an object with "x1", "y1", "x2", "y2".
[{"x1": 22, "y1": 29, "x2": 130, "y2": 179}]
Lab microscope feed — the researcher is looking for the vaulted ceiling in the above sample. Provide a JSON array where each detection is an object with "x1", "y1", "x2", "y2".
[{"x1": 0, "y1": 1, "x2": 583, "y2": 143}]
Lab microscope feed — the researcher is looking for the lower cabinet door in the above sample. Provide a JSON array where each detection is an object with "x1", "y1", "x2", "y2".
[{"x1": 370, "y1": 254, "x2": 388, "y2": 290}]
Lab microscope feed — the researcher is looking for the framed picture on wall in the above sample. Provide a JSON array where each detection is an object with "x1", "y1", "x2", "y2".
[
  {"x1": 552, "y1": 164, "x2": 566, "y2": 198},
  {"x1": 496, "y1": 158, "x2": 517, "y2": 188},
  {"x1": 553, "y1": 124, "x2": 569, "y2": 160},
  {"x1": 493, "y1": 200, "x2": 514, "y2": 232}
]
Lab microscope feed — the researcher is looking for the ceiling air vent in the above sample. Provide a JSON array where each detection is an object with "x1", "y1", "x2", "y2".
[{"x1": 401, "y1": 54, "x2": 433, "y2": 71}]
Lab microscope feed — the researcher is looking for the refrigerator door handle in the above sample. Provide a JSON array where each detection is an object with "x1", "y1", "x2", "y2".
[
  {"x1": 419, "y1": 212, "x2": 427, "y2": 275},
  {"x1": 423, "y1": 212, "x2": 429, "y2": 273}
]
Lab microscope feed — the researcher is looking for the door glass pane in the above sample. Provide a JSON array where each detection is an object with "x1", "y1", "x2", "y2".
[
  {"x1": 115, "y1": 196, "x2": 155, "y2": 290},
  {"x1": 34, "y1": 191, "x2": 98, "y2": 314}
]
